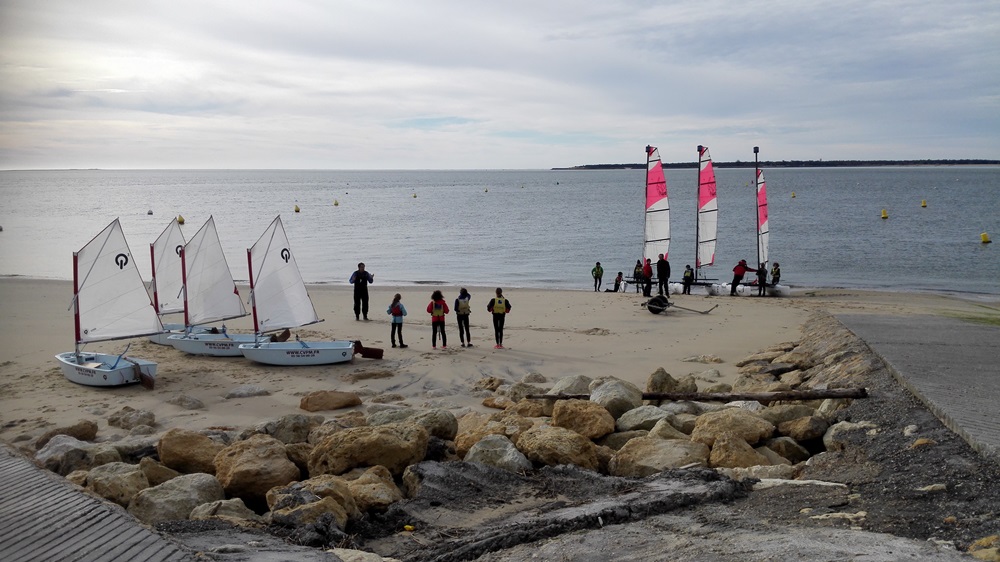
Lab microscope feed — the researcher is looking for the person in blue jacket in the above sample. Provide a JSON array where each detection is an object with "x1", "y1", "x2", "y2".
[{"x1": 386, "y1": 293, "x2": 408, "y2": 348}]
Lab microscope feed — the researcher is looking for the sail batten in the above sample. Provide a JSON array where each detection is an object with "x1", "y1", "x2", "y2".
[
  {"x1": 182, "y1": 216, "x2": 247, "y2": 326},
  {"x1": 643, "y1": 145, "x2": 670, "y2": 263},
  {"x1": 696, "y1": 146, "x2": 718, "y2": 271},
  {"x1": 756, "y1": 169, "x2": 770, "y2": 266},
  {"x1": 248, "y1": 216, "x2": 321, "y2": 333},
  {"x1": 74, "y1": 219, "x2": 163, "y2": 344}
]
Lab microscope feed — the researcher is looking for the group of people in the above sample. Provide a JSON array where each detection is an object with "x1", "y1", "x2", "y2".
[
  {"x1": 350, "y1": 263, "x2": 512, "y2": 350},
  {"x1": 730, "y1": 259, "x2": 781, "y2": 296}
]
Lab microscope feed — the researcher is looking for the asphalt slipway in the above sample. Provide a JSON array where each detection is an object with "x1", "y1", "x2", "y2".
[{"x1": 837, "y1": 313, "x2": 1000, "y2": 460}]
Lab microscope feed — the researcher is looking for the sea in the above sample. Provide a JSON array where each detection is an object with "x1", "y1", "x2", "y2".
[{"x1": 1, "y1": 167, "x2": 998, "y2": 297}]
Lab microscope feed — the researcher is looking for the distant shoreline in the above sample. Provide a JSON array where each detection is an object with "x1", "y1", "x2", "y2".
[{"x1": 552, "y1": 159, "x2": 1000, "y2": 170}]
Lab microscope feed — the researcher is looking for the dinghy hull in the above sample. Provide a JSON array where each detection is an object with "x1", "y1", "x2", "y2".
[
  {"x1": 149, "y1": 323, "x2": 209, "y2": 345},
  {"x1": 239, "y1": 340, "x2": 355, "y2": 366},
  {"x1": 167, "y1": 333, "x2": 257, "y2": 356},
  {"x1": 55, "y1": 352, "x2": 157, "y2": 387}
]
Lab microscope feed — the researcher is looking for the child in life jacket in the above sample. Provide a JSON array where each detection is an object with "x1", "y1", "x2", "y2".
[
  {"x1": 426, "y1": 290, "x2": 449, "y2": 349},
  {"x1": 455, "y1": 288, "x2": 473, "y2": 347},
  {"x1": 386, "y1": 293, "x2": 408, "y2": 348}
]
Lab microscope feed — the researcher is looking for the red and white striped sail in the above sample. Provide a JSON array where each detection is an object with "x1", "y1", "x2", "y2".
[
  {"x1": 150, "y1": 218, "x2": 186, "y2": 315},
  {"x1": 756, "y1": 168, "x2": 770, "y2": 266},
  {"x1": 696, "y1": 146, "x2": 718, "y2": 269},
  {"x1": 643, "y1": 145, "x2": 670, "y2": 263}
]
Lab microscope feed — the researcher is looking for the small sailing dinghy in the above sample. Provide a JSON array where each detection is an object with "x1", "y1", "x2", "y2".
[
  {"x1": 238, "y1": 216, "x2": 355, "y2": 366},
  {"x1": 643, "y1": 145, "x2": 670, "y2": 268},
  {"x1": 148, "y1": 218, "x2": 208, "y2": 345},
  {"x1": 672, "y1": 145, "x2": 720, "y2": 295},
  {"x1": 56, "y1": 219, "x2": 163, "y2": 388},
  {"x1": 167, "y1": 216, "x2": 255, "y2": 355}
]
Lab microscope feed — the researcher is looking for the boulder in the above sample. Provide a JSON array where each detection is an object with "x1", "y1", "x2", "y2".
[
  {"x1": 35, "y1": 419, "x2": 98, "y2": 449},
  {"x1": 245, "y1": 414, "x2": 324, "y2": 444},
  {"x1": 596, "y1": 430, "x2": 648, "y2": 451},
  {"x1": 483, "y1": 396, "x2": 516, "y2": 410},
  {"x1": 464, "y1": 434, "x2": 533, "y2": 473},
  {"x1": 224, "y1": 384, "x2": 270, "y2": 399},
  {"x1": 86, "y1": 461, "x2": 150, "y2": 507},
  {"x1": 347, "y1": 465, "x2": 404, "y2": 513},
  {"x1": 588, "y1": 378, "x2": 643, "y2": 419},
  {"x1": 214, "y1": 434, "x2": 300, "y2": 507},
  {"x1": 764, "y1": 436, "x2": 812, "y2": 464},
  {"x1": 366, "y1": 408, "x2": 417, "y2": 426},
  {"x1": 158, "y1": 428, "x2": 224, "y2": 475},
  {"x1": 139, "y1": 456, "x2": 180, "y2": 486},
  {"x1": 474, "y1": 376, "x2": 506, "y2": 392},
  {"x1": 189, "y1": 498, "x2": 262, "y2": 522},
  {"x1": 690, "y1": 409, "x2": 775, "y2": 447},
  {"x1": 455, "y1": 411, "x2": 533, "y2": 458},
  {"x1": 615, "y1": 405, "x2": 670, "y2": 432},
  {"x1": 648, "y1": 418, "x2": 689, "y2": 441},
  {"x1": 35, "y1": 435, "x2": 121, "y2": 476},
  {"x1": 736, "y1": 351, "x2": 784, "y2": 366},
  {"x1": 108, "y1": 406, "x2": 155, "y2": 430},
  {"x1": 508, "y1": 399, "x2": 549, "y2": 418},
  {"x1": 756, "y1": 404, "x2": 817, "y2": 426},
  {"x1": 551, "y1": 399, "x2": 615, "y2": 440},
  {"x1": 709, "y1": 432, "x2": 772, "y2": 469},
  {"x1": 308, "y1": 421, "x2": 349, "y2": 445},
  {"x1": 127, "y1": 473, "x2": 225, "y2": 525},
  {"x1": 267, "y1": 474, "x2": 359, "y2": 529},
  {"x1": 778, "y1": 416, "x2": 830, "y2": 442},
  {"x1": 609, "y1": 437, "x2": 710, "y2": 477},
  {"x1": 502, "y1": 382, "x2": 544, "y2": 404},
  {"x1": 549, "y1": 374, "x2": 593, "y2": 396},
  {"x1": 409, "y1": 409, "x2": 459, "y2": 441},
  {"x1": 823, "y1": 420, "x2": 878, "y2": 452},
  {"x1": 516, "y1": 426, "x2": 598, "y2": 471},
  {"x1": 300, "y1": 390, "x2": 362, "y2": 412},
  {"x1": 309, "y1": 423, "x2": 429, "y2": 477},
  {"x1": 285, "y1": 442, "x2": 313, "y2": 477},
  {"x1": 645, "y1": 368, "x2": 681, "y2": 405},
  {"x1": 166, "y1": 394, "x2": 205, "y2": 410}
]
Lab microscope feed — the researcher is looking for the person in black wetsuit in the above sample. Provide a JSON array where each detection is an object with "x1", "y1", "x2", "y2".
[{"x1": 349, "y1": 262, "x2": 374, "y2": 320}]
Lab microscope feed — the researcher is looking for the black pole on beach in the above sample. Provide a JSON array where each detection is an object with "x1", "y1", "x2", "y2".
[
  {"x1": 754, "y1": 146, "x2": 760, "y2": 271},
  {"x1": 695, "y1": 145, "x2": 702, "y2": 281}
]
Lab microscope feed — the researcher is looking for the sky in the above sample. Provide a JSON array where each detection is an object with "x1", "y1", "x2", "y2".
[{"x1": 1, "y1": 0, "x2": 998, "y2": 170}]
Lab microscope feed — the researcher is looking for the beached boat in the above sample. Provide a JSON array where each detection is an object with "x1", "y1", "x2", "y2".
[
  {"x1": 166, "y1": 216, "x2": 255, "y2": 355},
  {"x1": 148, "y1": 218, "x2": 208, "y2": 345},
  {"x1": 238, "y1": 216, "x2": 355, "y2": 366},
  {"x1": 55, "y1": 219, "x2": 163, "y2": 388},
  {"x1": 668, "y1": 145, "x2": 719, "y2": 294},
  {"x1": 643, "y1": 145, "x2": 670, "y2": 265}
]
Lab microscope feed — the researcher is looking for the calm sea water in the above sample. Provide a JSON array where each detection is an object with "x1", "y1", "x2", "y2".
[{"x1": 1, "y1": 167, "x2": 998, "y2": 296}]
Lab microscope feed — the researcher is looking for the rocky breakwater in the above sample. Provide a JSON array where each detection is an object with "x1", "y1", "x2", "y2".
[{"x1": 17, "y1": 312, "x2": 933, "y2": 558}]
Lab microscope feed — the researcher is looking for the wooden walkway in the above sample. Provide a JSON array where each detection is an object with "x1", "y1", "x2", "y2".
[{"x1": 0, "y1": 444, "x2": 194, "y2": 562}]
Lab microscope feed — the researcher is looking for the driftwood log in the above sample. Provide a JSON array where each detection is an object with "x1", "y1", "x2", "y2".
[{"x1": 525, "y1": 388, "x2": 867, "y2": 403}]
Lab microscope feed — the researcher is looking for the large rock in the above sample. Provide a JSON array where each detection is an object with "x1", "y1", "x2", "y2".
[
  {"x1": 464, "y1": 434, "x2": 533, "y2": 473},
  {"x1": 690, "y1": 409, "x2": 775, "y2": 447},
  {"x1": 309, "y1": 423, "x2": 429, "y2": 477},
  {"x1": 778, "y1": 416, "x2": 830, "y2": 442},
  {"x1": 86, "y1": 461, "x2": 150, "y2": 507},
  {"x1": 823, "y1": 420, "x2": 878, "y2": 452},
  {"x1": 709, "y1": 432, "x2": 772, "y2": 469},
  {"x1": 347, "y1": 465, "x2": 404, "y2": 513},
  {"x1": 596, "y1": 430, "x2": 648, "y2": 451},
  {"x1": 648, "y1": 418, "x2": 689, "y2": 441},
  {"x1": 551, "y1": 400, "x2": 615, "y2": 440},
  {"x1": 455, "y1": 411, "x2": 533, "y2": 458},
  {"x1": 515, "y1": 426, "x2": 598, "y2": 471},
  {"x1": 588, "y1": 378, "x2": 643, "y2": 419},
  {"x1": 764, "y1": 436, "x2": 812, "y2": 464},
  {"x1": 645, "y1": 368, "x2": 681, "y2": 406},
  {"x1": 757, "y1": 404, "x2": 816, "y2": 426},
  {"x1": 609, "y1": 437, "x2": 710, "y2": 477},
  {"x1": 300, "y1": 390, "x2": 362, "y2": 412},
  {"x1": 549, "y1": 374, "x2": 593, "y2": 396},
  {"x1": 35, "y1": 435, "x2": 121, "y2": 475},
  {"x1": 245, "y1": 414, "x2": 324, "y2": 444},
  {"x1": 189, "y1": 498, "x2": 262, "y2": 522},
  {"x1": 214, "y1": 434, "x2": 300, "y2": 508},
  {"x1": 108, "y1": 406, "x2": 155, "y2": 430},
  {"x1": 158, "y1": 428, "x2": 225, "y2": 475},
  {"x1": 35, "y1": 419, "x2": 98, "y2": 449},
  {"x1": 267, "y1": 474, "x2": 360, "y2": 529},
  {"x1": 139, "y1": 456, "x2": 180, "y2": 486},
  {"x1": 366, "y1": 407, "x2": 417, "y2": 427},
  {"x1": 409, "y1": 409, "x2": 459, "y2": 441},
  {"x1": 127, "y1": 473, "x2": 225, "y2": 525},
  {"x1": 615, "y1": 405, "x2": 670, "y2": 432},
  {"x1": 502, "y1": 382, "x2": 545, "y2": 404}
]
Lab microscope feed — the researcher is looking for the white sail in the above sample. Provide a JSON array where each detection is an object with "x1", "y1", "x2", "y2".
[
  {"x1": 150, "y1": 218, "x2": 186, "y2": 315},
  {"x1": 756, "y1": 168, "x2": 770, "y2": 266},
  {"x1": 75, "y1": 219, "x2": 162, "y2": 343},
  {"x1": 182, "y1": 216, "x2": 247, "y2": 326},
  {"x1": 644, "y1": 145, "x2": 670, "y2": 263},
  {"x1": 697, "y1": 145, "x2": 718, "y2": 270},
  {"x1": 248, "y1": 216, "x2": 320, "y2": 333}
]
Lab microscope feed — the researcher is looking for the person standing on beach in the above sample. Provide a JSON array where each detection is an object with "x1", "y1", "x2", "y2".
[
  {"x1": 386, "y1": 293, "x2": 408, "y2": 348},
  {"x1": 487, "y1": 287, "x2": 511, "y2": 349},
  {"x1": 656, "y1": 254, "x2": 671, "y2": 296},
  {"x1": 591, "y1": 262, "x2": 604, "y2": 292},
  {"x1": 682, "y1": 265, "x2": 694, "y2": 294},
  {"x1": 771, "y1": 263, "x2": 781, "y2": 287},
  {"x1": 730, "y1": 259, "x2": 754, "y2": 296},
  {"x1": 633, "y1": 260, "x2": 643, "y2": 293},
  {"x1": 455, "y1": 288, "x2": 473, "y2": 347},
  {"x1": 756, "y1": 263, "x2": 768, "y2": 296},
  {"x1": 349, "y1": 262, "x2": 374, "y2": 320},
  {"x1": 642, "y1": 258, "x2": 654, "y2": 297},
  {"x1": 427, "y1": 290, "x2": 449, "y2": 349}
]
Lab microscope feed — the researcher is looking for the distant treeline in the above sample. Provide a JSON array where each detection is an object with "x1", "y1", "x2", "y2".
[{"x1": 552, "y1": 159, "x2": 1000, "y2": 170}]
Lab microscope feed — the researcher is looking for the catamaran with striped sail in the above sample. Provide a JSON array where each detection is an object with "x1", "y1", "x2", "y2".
[
  {"x1": 167, "y1": 216, "x2": 256, "y2": 355},
  {"x1": 754, "y1": 152, "x2": 789, "y2": 296},
  {"x1": 694, "y1": 144, "x2": 718, "y2": 282},
  {"x1": 643, "y1": 145, "x2": 670, "y2": 267},
  {"x1": 55, "y1": 219, "x2": 163, "y2": 388}
]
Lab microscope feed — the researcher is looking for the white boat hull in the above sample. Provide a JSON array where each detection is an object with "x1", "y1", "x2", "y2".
[
  {"x1": 167, "y1": 333, "x2": 257, "y2": 356},
  {"x1": 239, "y1": 340, "x2": 355, "y2": 366},
  {"x1": 709, "y1": 283, "x2": 789, "y2": 297},
  {"x1": 55, "y1": 352, "x2": 157, "y2": 387},
  {"x1": 149, "y1": 323, "x2": 209, "y2": 346}
]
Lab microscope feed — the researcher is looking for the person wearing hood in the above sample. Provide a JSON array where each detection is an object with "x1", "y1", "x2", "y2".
[{"x1": 731, "y1": 259, "x2": 755, "y2": 296}]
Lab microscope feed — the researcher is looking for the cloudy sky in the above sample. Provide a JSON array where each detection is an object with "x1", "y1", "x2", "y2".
[{"x1": 1, "y1": 0, "x2": 998, "y2": 169}]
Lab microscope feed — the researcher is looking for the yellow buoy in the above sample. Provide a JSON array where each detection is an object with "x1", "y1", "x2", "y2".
[
  {"x1": 881, "y1": 209, "x2": 888, "y2": 220},
  {"x1": 921, "y1": 200, "x2": 927, "y2": 208},
  {"x1": 333, "y1": 199, "x2": 339, "y2": 206},
  {"x1": 403, "y1": 525, "x2": 415, "y2": 532},
  {"x1": 177, "y1": 215, "x2": 185, "y2": 225},
  {"x1": 294, "y1": 205, "x2": 300, "y2": 213},
  {"x1": 791, "y1": 192, "x2": 796, "y2": 198},
  {"x1": 412, "y1": 193, "x2": 417, "y2": 198},
  {"x1": 982, "y1": 232, "x2": 992, "y2": 244}
]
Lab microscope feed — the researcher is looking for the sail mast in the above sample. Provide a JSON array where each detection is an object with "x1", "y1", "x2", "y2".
[
  {"x1": 247, "y1": 248, "x2": 259, "y2": 336},
  {"x1": 694, "y1": 146, "x2": 700, "y2": 279},
  {"x1": 754, "y1": 147, "x2": 761, "y2": 268}
]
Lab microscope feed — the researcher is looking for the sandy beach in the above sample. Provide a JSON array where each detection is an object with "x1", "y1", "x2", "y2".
[{"x1": 1, "y1": 277, "x2": 994, "y2": 444}]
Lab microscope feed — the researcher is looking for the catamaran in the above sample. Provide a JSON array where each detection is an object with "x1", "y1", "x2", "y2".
[
  {"x1": 166, "y1": 216, "x2": 256, "y2": 355},
  {"x1": 238, "y1": 216, "x2": 355, "y2": 365},
  {"x1": 55, "y1": 219, "x2": 163, "y2": 388},
  {"x1": 643, "y1": 145, "x2": 670, "y2": 269}
]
